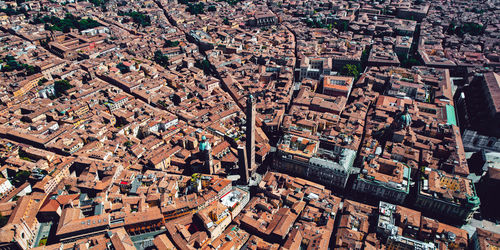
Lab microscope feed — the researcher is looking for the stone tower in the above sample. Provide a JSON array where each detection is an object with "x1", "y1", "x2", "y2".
[
  {"x1": 238, "y1": 145, "x2": 249, "y2": 184},
  {"x1": 199, "y1": 135, "x2": 213, "y2": 173},
  {"x1": 246, "y1": 94, "x2": 256, "y2": 173}
]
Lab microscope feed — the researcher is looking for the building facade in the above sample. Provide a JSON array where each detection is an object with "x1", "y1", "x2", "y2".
[
  {"x1": 415, "y1": 169, "x2": 480, "y2": 222},
  {"x1": 353, "y1": 158, "x2": 411, "y2": 204},
  {"x1": 274, "y1": 133, "x2": 356, "y2": 189}
]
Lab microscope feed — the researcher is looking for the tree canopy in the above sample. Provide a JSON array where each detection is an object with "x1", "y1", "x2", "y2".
[
  {"x1": 448, "y1": 22, "x2": 484, "y2": 37},
  {"x1": 304, "y1": 18, "x2": 325, "y2": 28},
  {"x1": 218, "y1": 0, "x2": 241, "y2": 6},
  {"x1": 1, "y1": 55, "x2": 41, "y2": 75},
  {"x1": 186, "y1": 2, "x2": 205, "y2": 15},
  {"x1": 33, "y1": 14, "x2": 101, "y2": 33},
  {"x1": 195, "y1": 59, "x2": 211, "y2": 75},
  {"x1": 89, "y1": 0, "x2": 108, "y2": 7},
  {"x1": 116, "y1": 62, "x2": 131, "y2": 74},
  {"x1": 12, "y1": 170, "x2": 30, "y2": 187},
  {"x1": 0, "y1": 7, "x2": 27, "y2": 16},
  {"x1": 207, "y1": 5, "x2": 216, "y2": 12},
  {"x1": 164, "y1": 40, "x2": 180, "y2": 47},
  {"x1": 401, "y1": 56, "x2": 422, "y2": 68},
  {"x1": 341, "y1": 64, "x2": 361, "y2": 80},
  {"x1": 119, "y1": 11, "x2": 151, "y2": 27},
  {"x1": 54, "y1": 79, "x2": 74, "y2": 96},
  {"x1": 154, "y1": 50, "x2": 169, "y2": 68}
]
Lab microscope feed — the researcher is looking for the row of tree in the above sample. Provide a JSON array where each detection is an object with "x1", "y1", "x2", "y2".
[
  {"x1": 186, "y1": 2, "x2": 205, "y2": 15},
  {"x1": 1, "y1": 55, "x2": 41, "y2": 75},
  {"x1": 164, "y1": 40, "x2": 180, "y2": 47},
  {"x1": 89, "y1": 0, "x2": 108, "y2": 7},
  {"x1": 448, "y1": 22, "x2": 484, "y2": 37},
  {"x1": 118, "y1": 11, "x2": 151, "y2": 27},
  {"x1": 0, "y1": 6, "x2": 28, "y2": 16},
  {"x1": 32, "y1": 13, "x2": 101, "y2": 33},
  {"x1": 304, "y1": 18, "x2": 349, "y2": 32}
]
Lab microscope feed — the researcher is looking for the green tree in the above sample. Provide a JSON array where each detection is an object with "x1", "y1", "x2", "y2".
[
  {"x1": 195, "y1": 59, "x2": 211, "y2": 75},
  {"x1": 119, "y1": 11, "x2": 151, "y2": 27},
  {"x1": 38, "y1": 238, "x2": 48, "y2": 246},
  {"x1": 0, "y1": 213, "x2": 7, "y2": 228},
  {"x1": 164, "y1": 40, "x2": 180, "y2": 47},
  {"x1": 1, "y1": 55, "x2": 40, "y2": 75},
  {"x1": 186, "y1": 2, "x2": 204, "y2": 15},
  {"x1": 207, "y1": 5, "x2": 216, "y2": 11},
  {"x1": 361, "y1": 47, "x2": 371, "y2": 68},
  {"x1": 223, "y1": 0, "x2": 241, "y2": 5},
  {"x1": 37, "y1": 14, "x2": 101, "y2": 33},
  {"x1": 13, "y1": 170, "x2": 30, "y2": 186},
  {"x1": 116, "y1": 62, "x2": 130, "y2": 74},
  {"x1": 0, "y1": 7, "x2": 21, "y2": 16},
  {"x1": 401, "y1": 56, "x2": 422, "y2": 68},
  {"x1": 154, "y1": 50, "x2": 169, "y2": 68},
  {"x1": 89, "y1": 0, "x2": 108, "y2": 7},
  {"x1": 448, "y1": 22, "x2": 484, "y2": 37},
  {"x1": 304, "y1": 18, "x2": 325, "y2": 28},
  {"x1": 336, "y1": 21, "x2": 349, "y2": 32},
  {"x1": 25, "y1": 65, "x2": 41, "y2": 76},
  {"x1": 54, "y1": 79, "x2": 74, "y2": 96},
  {"x1": 124, "y1": 140, "x2": 133, "y2": 148},
  {"x1": 37, "y1": 78, "x2": 48, "y2": 86},
  {"x1": 341, "y1": 64, "x2": 361, "y2": 79}
]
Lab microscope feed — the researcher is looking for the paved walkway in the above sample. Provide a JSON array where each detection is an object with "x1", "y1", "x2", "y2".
[{"x1": 462, "y1": 219, "x2": 500, "y2": 237}]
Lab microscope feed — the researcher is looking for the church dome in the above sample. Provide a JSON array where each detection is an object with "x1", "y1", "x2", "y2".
[
  {"x1": 199, "y1": 135, "x2": 210, "y2": 151},
  {"x1": 400, "y1": 112, "x2": 411, "y2": 127},
  {"x1": 396, "y1": 106, "x2": 412, "y2": 129}
]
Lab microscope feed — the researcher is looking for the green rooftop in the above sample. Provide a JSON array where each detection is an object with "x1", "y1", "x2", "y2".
[{"x1": 446, "y1": 104, "x2": 457, "y2": 126}]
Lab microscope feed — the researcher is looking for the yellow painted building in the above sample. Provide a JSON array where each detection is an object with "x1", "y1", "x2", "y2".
[{"x1": 13, "y1": 74, "x2": 44, "y2": 97}]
